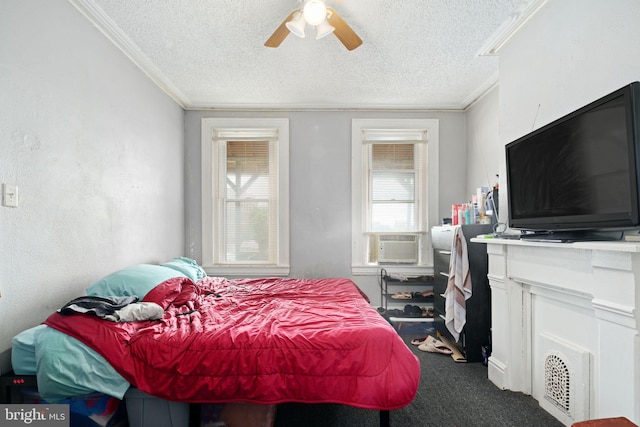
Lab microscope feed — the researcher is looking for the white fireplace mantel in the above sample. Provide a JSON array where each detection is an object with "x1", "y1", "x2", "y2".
[{"x1": 473, "y1": 238, "x2": 640, "y2": 426}]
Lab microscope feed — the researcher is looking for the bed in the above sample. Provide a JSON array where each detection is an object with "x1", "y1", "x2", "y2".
[{"x1": 11, "y1": 259, "x2": 421, "y2": 426}]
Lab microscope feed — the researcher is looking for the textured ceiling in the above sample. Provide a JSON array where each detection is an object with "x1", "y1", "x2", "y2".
[{"x1": 71, "y1": 0, "x2": 542, "y2": 110}]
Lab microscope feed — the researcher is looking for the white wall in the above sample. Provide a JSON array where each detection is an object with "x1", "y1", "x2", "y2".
[
  {"x1": 493, "y1": 0, "x2": 640, "y2": 421},
  {"x1": 0, "y1": 0, "x2": 185, "y2": 371},
  {"x1": 466, "y1": 86, "x2": 501, "y2": 219},
  {"x1": 497, "y1": 0, "x2": 640, "y2": 217},
  {"x1": 184, "y1": 110, "x2": 468, "y2": 303}
]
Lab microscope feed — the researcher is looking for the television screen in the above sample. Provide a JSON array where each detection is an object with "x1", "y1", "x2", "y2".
[{"x1": 506, "y1": 82, "x2": 640, "y2": 238}]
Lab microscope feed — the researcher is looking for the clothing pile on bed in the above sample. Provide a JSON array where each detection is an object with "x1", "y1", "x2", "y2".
[{"x1": 58, "y1": 295, "x2": 164, "y2": 322}]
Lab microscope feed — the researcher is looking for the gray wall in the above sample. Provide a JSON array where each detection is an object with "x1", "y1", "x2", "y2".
[
  {"x1": 0, "y1": 0, "x2": 185, "y2": 370},
  {"x1": 185, "y1": 110, "x2": 469, "y2": 303}
]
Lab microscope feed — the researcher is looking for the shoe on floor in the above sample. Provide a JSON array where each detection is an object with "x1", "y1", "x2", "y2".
[{"x1": 418, "y1": 336, "x2": 453, "y2": 354}]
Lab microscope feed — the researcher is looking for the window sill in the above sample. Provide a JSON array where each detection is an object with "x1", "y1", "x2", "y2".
[{"x1": 203, "y1": 265, "x2": 290, "y2": 277}]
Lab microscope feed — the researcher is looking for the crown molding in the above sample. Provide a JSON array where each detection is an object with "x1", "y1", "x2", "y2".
[
  {"x1": 184, "y1": 101, "x2": 468, "y2": 112},
  {"x1": 460, "y1": 71, "x2": 499, "y2": 110},
  {"x1": 476, "y1": 0, "x2": 549, "y2": 56},
  {"x1": 68, "y1": 0, "x2": 190, "y2": 108}
]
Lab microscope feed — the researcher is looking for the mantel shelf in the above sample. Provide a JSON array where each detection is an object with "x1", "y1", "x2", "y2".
[{"x1": 472, "y1": 236, "x2": 640, "y2": 253}]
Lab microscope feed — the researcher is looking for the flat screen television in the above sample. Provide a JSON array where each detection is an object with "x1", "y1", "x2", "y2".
[{"x1": 505, "y1": 81, "x2": 640, "y2": 241}]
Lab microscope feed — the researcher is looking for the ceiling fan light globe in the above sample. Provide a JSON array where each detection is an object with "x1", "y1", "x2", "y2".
[
  {"x1": 315, "y1": 20, "x2": 335, "y2": 40},
  {"x1": 303, "y1": 0, "x2": 327, "y2": 26},
  {"x1": 285, "y1": 12, "x2": 306, "y2": 38}
]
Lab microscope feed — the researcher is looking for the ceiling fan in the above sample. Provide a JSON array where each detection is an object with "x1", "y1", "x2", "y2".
[{"x1": 265, "y1": 0, "x2": 363, "y2": 51}]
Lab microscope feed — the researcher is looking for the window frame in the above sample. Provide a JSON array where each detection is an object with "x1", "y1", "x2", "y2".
[
  {"x1": 351, "y1": 119, "x2": 439, "y2": 275},
  {"x1": 201, "y1": 118, "x2": 290, "y2": 276}
]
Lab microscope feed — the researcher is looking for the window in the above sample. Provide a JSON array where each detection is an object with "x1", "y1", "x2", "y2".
[
  {"x1": 351, "y1": 119, "x2": 439, "y2": 275},
  {"x1": 201, "y1": 118, "x2": 289, "y2": 276},
  {"x1": 369, "y1": 135, "x2": 423, "y2": 233}
]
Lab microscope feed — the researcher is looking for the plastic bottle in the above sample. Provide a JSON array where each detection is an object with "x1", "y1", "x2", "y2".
[
  {"x1": 469, "y1": 202, "x2": 476, "y2": 224},
  {"x1": 478, "y1": 193, "x2": 486, "y2": 218}
]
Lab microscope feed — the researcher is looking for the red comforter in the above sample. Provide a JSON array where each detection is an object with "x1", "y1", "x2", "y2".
[{"x1": 44, "y1": 277, "x2": 420, "y2": 410}]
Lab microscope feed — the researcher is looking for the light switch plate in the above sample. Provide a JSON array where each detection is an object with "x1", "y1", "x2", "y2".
[{"x1": 3, "y1": 184, "x2": 18, "y2": 207}]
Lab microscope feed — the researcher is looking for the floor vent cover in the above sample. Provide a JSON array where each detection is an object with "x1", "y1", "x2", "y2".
[
  {"x1": 538, "y1": 332, "x2": 591, "y2": 424},
  {"x1": 545, "y1": 353, "x2": 571, "y2": 412}
]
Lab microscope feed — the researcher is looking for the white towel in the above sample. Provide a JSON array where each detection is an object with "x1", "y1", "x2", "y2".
[
  {"x1": 104, "y1": 302, "x2": 164, "y2": 322},
  {"x1": 444, "y1": 226, "x2": 471, "y2": 342}
]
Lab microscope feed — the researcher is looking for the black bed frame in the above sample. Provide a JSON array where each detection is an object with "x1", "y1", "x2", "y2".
[{"x1": 2, "y1": 374, "x2": 392, "y2": 427}]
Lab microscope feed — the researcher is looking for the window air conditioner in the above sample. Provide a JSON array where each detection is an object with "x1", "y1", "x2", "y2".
[{"x1": 378, "y1": 234, "x2": 418, "y2": 264}]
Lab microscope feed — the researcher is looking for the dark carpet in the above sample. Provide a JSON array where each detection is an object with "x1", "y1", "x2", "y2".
[{"x1": 273, "y1": 334, "x2": 563, "y2": 427}]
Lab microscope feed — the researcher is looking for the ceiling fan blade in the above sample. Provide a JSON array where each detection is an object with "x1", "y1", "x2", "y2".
[
  {"x1": 327, "y1": 7, "x2": 362, "y2": 51},
  {"x1": 264, "y1": 10, "x2": 297, "y2": 48}
]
